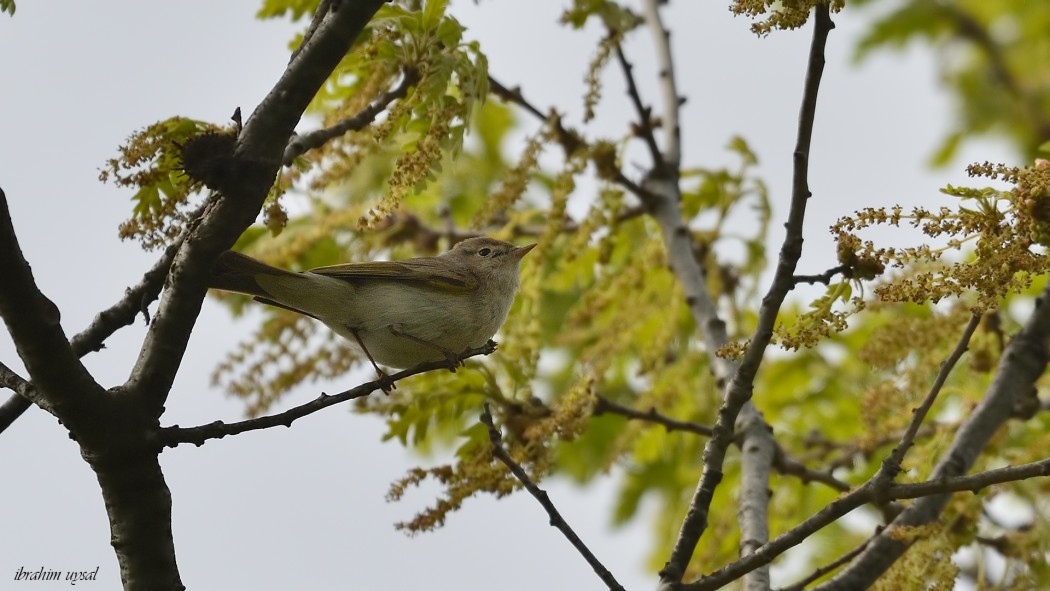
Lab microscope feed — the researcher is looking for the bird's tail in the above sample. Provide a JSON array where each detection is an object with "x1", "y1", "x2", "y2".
[{"x1": 209, "y1": 251, "x2": 298, "y2": 298}]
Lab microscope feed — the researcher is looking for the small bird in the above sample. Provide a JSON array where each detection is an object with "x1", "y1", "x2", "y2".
[{"x1": 209, "y1": 236, "x2": 535, "y2": 380}]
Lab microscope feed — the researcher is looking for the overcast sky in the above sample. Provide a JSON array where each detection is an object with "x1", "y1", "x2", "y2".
[{"x1": 0, "y1": 1, "x2": 1017, "y2": 589}]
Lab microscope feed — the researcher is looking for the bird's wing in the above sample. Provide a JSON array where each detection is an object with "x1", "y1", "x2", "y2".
[{"x1": 307, "y1": 258, "x2": 479, "y2": 292}]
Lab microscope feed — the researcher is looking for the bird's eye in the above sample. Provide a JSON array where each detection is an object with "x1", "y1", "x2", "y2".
[{"x1": 478, "y1": 248, "x2": 492, "y2": 257}]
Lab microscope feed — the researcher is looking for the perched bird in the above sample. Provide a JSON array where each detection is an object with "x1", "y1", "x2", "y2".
[{"x1": 209, "y1": 236, "x2": 535, "y2": 379}]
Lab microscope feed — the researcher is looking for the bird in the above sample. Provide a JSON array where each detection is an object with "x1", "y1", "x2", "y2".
[{"x1": 208, "y1": 236, "x2": 536, "y2": 382}]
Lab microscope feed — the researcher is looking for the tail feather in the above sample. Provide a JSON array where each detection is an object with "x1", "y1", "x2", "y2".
[{"x1": 209, "y1": 251, "x2": 298, "y2": 299}]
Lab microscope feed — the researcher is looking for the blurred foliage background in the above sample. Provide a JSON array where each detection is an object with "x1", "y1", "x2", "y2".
[{"x1": 109, "y1": 0, "x2": 1050, "y2": 587}]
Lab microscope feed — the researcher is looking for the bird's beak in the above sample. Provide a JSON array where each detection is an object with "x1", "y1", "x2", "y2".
[{"x1": 512, "y1": 243, "x2": 537, "y2": 261}]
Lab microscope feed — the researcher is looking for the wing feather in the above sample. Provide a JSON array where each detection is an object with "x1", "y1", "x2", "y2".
[{"x1": 307, "y1": 258, "x2": 478, "y2": 291}]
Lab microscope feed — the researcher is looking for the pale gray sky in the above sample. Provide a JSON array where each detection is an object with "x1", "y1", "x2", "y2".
[{"x1": 0, "y1": 1, "x2": 1014, "y2": 589}]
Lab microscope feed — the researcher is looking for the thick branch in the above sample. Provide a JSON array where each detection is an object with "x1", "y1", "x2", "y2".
[
  {"x1": 123, "y1": 1, "x2": 388, "y2": 414},
  {"x1": 0, "y1": 201, "x2": 197, "y2": 435},
  {"x1": 480, "y1": 404, "x2": 626, "y2": 591},
  {"x1": 158, "y1": 342, "x2": 496, "y2": 448},
  {"x1": 0, "y1": 188, "x2": 107, "y2": 424}
]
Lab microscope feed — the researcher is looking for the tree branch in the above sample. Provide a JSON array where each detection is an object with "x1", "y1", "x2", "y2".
[
  {"x1": 813, "y1": 283, "x2": 1050, "y2": 590},
  {"x1": 123, "y1": 1, "x2": 388, "y2": 415},
  {"x1": 660, "y1": 6, "x2": 834, "y2": 585},
  {"x1": 594, "y1": 396, "x2": 850, "y2": 493},
  {"x1": 888, "y1": 457, "x2": 1050, "y2": 500},
  {"x1": 480, "y1": 403, "x2": 626, "y2": 591},
  {"x1": 0, "y1": 188, "x2": 107, "y2": 426},
  {"x1": 776, "y1": 538, "x2": 870, "y2": 591},
  {"x1": 792, "y1": 264, "x2": 849, "y2": 286},
  {"x1": 158, "y1": 342, "x2": 497, "y2": 448},
  {"x1": 0, "y1": 196, "x2": 207, "y2": 435},
  {"x1": 614, "y1": 43, "x2": 663, "y2": 168},
  {"x1": 683, "y1": 297, "x2": 981, "y2": 591},
  {"x1": 874, "y1": 313, "x2": 982, "y2": 491},
  {"x1": 642, "y1": 0, "x2": 680, "y2": 169},
  {"x1": 282, "y1": 67, "x2": 420, "y2": 166},
  {"x1": 70, "y1": 233, "x2": 184, "y2": 356},
  {"x1": 0, "y1": 361, "x2": 43, "y2": 429},
  {"x1": 594, "y1": 395, "x2": 713, "y2": 437}
]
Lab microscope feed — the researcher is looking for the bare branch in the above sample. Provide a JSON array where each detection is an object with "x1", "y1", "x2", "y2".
[
  {"x1": 488, "y1": 75, "x2": 547, "y2": 122},
  {"x1": 0, "y1": 361, "x2": 43, "y2": 429},
  {"x1": 480, "y1": 403, "x2": 626, "y2": 591},
  {"x1": 0, "y1": 188, "x2": 106, "y2": 425},
  {"x1": 776, "y1": 538, "x2": 870, "y2": 591},
  {"x1": 642, "y1": 0, "x2": 681, "y2": 169},
  {"x1": 158, "y1": 342, "x2": 497, "y2": 448},
  {"x1": 661, "y1": 6, "x2": 835, "y2": 584},
  {"x1": 70, "y1": 237, "x2": 183, "y2": 356},
  {"x1": 682, "y1": 449, "x2": 1050, "y2": 591},
  {"x1": 771, "y1": 448, "x2": 850, "y2": 493},
  {"x1": 792, "y1": 264, "x2": 849, "y2": 286},
  {"x1": 614, "y1": 44, "x2": 663, "y2": 168},
  {"x1": 874, "y1": 314, "x2": 982, "y2": 490},
  {"x1": 888, "y1": 457, "x2": 1050, "y2": 499},
  {"x1": 0, "y1": 198, "x2": 208, "y2": 435},
  {"x1": 595, "y1": 396, "x2": 850, "y2": 493},
  {"x1": 282, "y1": 67, "x2": 420, "y2": 166},
  {"x1": 594, "y1": 395, "x2": 714, "y2": 437}
]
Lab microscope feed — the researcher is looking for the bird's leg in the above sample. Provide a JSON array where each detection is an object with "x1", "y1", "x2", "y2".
[
  {"x1": 350, "y1": 328, "x2": 396, "y2": 392},
  {"x1": 388, "y1": 324, "x2": 461, "y2": 372}
]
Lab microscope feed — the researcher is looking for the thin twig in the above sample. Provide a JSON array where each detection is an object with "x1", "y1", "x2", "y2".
[
  {"x1": 594, "y1": 396, "x2": 714, "y2": 436},
  {"x1": 888, "y1": 457, "x2": 1050, "y2": 499},
  {"x1": 0, "y1": 362, "x2": 44, "y2": 429},
  {"x1": 771, "y1": 448, "x2": 850, "y2": 493},
  {"x1": 595, "y1": 396, "x2": 851, "y2": 493},
  {"x1": 70, "y1": 238, "x2": 183, "y2": 355},
  {"x1": 157, "y1": 341, "x2": 497, "y2": 448},
  {"x1": 288, "y1": 0, "x2": 333, "y2": 63},
  {"x1": 776, "y1": 537, "x2": 871, "y2": 591},
  {"x1": 282, "y1": 67, "x2": 420, "y2": 165},
  {"x1": 480, "y1": 403, "x2": 627, "y2": 591},
  {"x1": 873, "y1": 313, "x2": 982, "y2": 497},
  {"x1": 614, "y1": 44, "x2": 663, "y2": 168},
  {"x1": 488, "y1": 75, "x2": 546, "y2": 122},
  {"x1": 792, "y1": 265, "x2": 849, "y2": 286}
]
